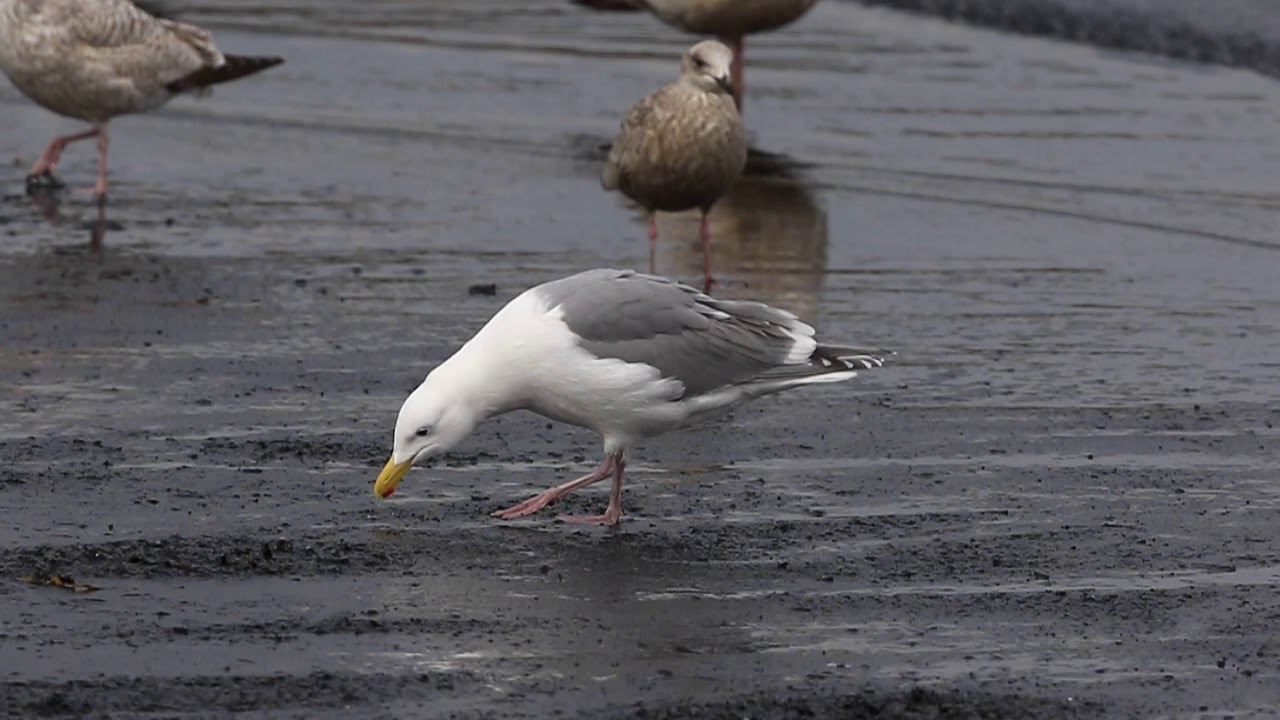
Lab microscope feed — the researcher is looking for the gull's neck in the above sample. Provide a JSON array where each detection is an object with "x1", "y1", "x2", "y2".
[
  {"x1": 677, "y1": 74, "x2": 703, "y2": 91},
  {"x1": 676, "y1": 74, "x2": 724, "y2": 100},
  {"x1": 425, "y1": 329, "x2": 523, "y2": 422}
]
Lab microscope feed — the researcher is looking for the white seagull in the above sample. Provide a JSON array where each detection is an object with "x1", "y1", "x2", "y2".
[
  {"x1": 373, "y1": 269, "x2": 887, "y2": 527},
  {"x1": 0, "y1": 0, "x2": 283, "y2": 199}
]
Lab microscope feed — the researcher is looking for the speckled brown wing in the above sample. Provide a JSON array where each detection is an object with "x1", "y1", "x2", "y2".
[
  {"x1": 602, "y1": 89, "x2": 666, "y2": 194},
  {"x1": 604, "y1": 82, "x2": 745, "y2": 214},
  {"x1": 0, "y1": 0, "x2": 278, "y2": 122},
  {"x1": 63, "y1": 5, "x2": 226, "y2": 106},
  {"x1": 23, "y1": 0, "x2": 157, "y2": 47},
  {"x1": 51, "y1": 0, "x2": 220, "y2": 69}
]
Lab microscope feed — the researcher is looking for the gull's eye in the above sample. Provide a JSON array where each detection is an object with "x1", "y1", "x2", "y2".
[
  {"x1": 414, "y1": 426, "x2": 431, "y2": 437},
  {"x1": 692, "y1": 56, "x2": 707, "y2": 69}
]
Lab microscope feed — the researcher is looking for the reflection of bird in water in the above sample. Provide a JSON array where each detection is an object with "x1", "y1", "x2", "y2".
[
  {"x1": 0, "y1": 0, "x2": 282, "y2": 201},
  {"x1": 603, "y1": 40, "x2": 746, "y2": 293},
  {"x1": 654, "y1": 156, "x2": 828, "y2": 320},
  {"x1": 372, "y1": 269, "x2": 886, "y2": 526},
  {"x1": 25, "y1": 188, "x2": 112, "y2": 251},
  {"x1": 574, "y1": 0, "x2": 820, "y2": 111}
]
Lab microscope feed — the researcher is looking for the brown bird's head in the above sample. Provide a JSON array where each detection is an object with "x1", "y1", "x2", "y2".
[{"x1": 680, "y1": 40, "x2": 734, "y2": 96}]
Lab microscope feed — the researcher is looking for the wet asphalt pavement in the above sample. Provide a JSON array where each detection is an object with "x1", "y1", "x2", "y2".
[
  {"x1": 2, "y1": 1, "x2": 1279, "y2": 717},
  {"x1": 855, "y1": 0, "x2": 1280, "y2": 80}
]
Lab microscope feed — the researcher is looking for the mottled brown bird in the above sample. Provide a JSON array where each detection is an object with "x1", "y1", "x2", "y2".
[
  {"x1": 0, "y1": 0, "x2": 283, "y2": 200},
  {"x1": 603, "y1": 40, "x2": 747, "y2": 291},
  {"x1": 574, "y1": 0, "x2": 820, "y2": 111}
]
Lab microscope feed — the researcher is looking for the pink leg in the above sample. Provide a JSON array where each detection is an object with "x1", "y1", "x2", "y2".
[
  {"x1": 492, "y1": 453, "x2": 619, "y2": 520},
  {"x1": 29, "y1": 127, "x2": 101, "y2": 178},
  {"x1": 725, "y1": 35, "x2": 744, "y2": 112},
  {"x1": 647, "y1": 213, "x2": 658, "y2": 273},
  {"x1": 699, "y1": 210, "x2": 715, "y2": 293},
  {"x1": 559, "y1": 454, "x2": 627, "y2": 526},
  {"x1": 93, "y1": 129, "x2": 109, "y2": 199}
]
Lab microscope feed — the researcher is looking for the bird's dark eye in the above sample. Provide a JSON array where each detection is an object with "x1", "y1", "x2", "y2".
[
  {"x1": 414, "y1": 426, "x2": 431, "y2": 437},
  {"x1": 693, "y1": 56, "x2": 707, "y2": 68}
]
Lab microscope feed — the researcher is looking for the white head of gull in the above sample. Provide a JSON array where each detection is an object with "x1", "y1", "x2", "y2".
[{"x1": 373, "y1": 268, "x2": 887, "y2": 526}]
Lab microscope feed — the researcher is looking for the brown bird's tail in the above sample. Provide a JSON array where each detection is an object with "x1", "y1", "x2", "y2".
[{"x1": 167, "y1": 55, "x2": 284, "y2": 93}]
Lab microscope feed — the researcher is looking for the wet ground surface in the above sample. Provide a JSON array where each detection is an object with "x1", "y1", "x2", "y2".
[
  {"x1": 855, "y1": 0, "x2": 1280, "y2": 79},
  {"x1": 2, "y1": 1, "x2": 1279, "y2": 718}
]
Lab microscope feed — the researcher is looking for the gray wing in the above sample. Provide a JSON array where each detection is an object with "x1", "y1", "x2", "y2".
[
  {"x1": 538, "y1": 269, "x2": 819, "y2": 397},
  {"x1": 58, "y1": 0, "x2": 172, "y2": 46}
]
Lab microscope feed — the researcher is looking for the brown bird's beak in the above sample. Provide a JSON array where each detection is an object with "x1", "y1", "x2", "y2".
[{"x1": 715, "y1": 74, "x2": 733, "y2": 95}]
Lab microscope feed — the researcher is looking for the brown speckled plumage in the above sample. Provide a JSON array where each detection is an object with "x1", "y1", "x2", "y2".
[
  {"x1": 603, "y1": 41, "x2": 745, "y2": 213},
  {"x1": 603, "y1": 40, "x2": 746, "y2": 290},
  {"x1": 0, "y1": 0, "x2": 282, "y2": 198}
]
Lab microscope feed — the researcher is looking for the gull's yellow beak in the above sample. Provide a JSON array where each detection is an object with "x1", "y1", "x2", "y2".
[{"x1": 373, "y1": 456, "x2": 413, "y2": 498}]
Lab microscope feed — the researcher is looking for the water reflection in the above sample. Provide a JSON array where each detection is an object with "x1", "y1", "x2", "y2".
[
  {"x1": 654, "y1": 153, "x2": 828, "y2": 319},
  {"x1": 23, "y1": 188, "x2": 111, "y2": 251},
  {"x1": 369, "y1": 529, "x2": 758, "y2": 677},
  {"x1": 0, "y1": 241, "x2": 219, "y2": 317}
]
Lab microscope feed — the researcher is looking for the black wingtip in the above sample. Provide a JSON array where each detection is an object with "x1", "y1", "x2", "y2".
[
  {"x1": 813, "y1": 345, "x2": 890, "y2": 371},
  {"x1": 167, "y1": 55, "x2": 284, "y2": 94}
]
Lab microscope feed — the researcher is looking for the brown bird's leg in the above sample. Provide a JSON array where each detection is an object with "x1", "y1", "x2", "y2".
[
  {"x1": 699, "y1": 209, "x2": 715, "y2": 293},
  {"x1": 28, "y1": 127, "x2": 101, "y2": 179},
  {"x1": 492, "y1": 453, "x2": 619, "y2": 520},
  {"x1": 724, "y1": 34, "x2": 745, "y2": 112},
  {"x1": 559, "y1": 453, "x2": 627, "y2": 526},
  {"x1": 93, "y1": 128, "x2": 109, "y2": 200},
  {"x1": 647, "y1": 212, "x2": 658, "y2": 273}
]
